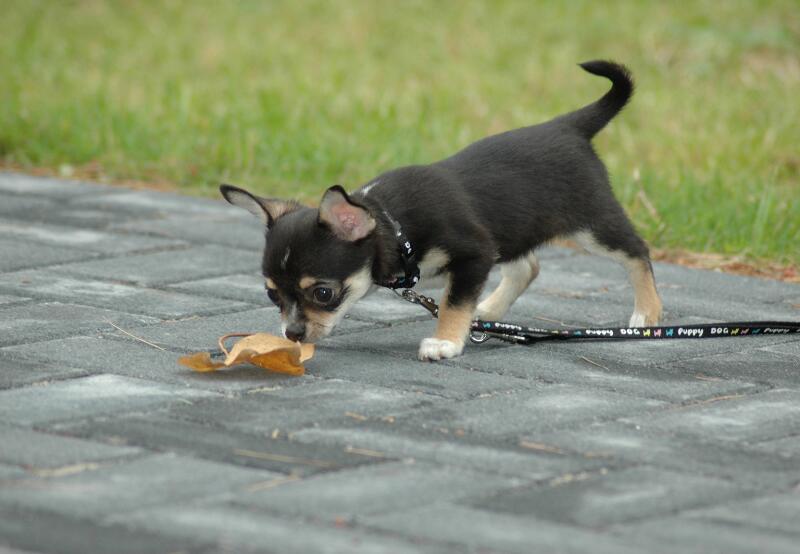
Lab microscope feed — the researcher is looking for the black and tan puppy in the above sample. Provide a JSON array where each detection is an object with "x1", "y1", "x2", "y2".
[{"x1": 221, "y1": 60, "x2": 662, "y2": 361}]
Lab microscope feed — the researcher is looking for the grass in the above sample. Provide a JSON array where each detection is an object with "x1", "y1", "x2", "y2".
[{"x1": 1, "y1": 0, "x2": 799, "y2": 265}]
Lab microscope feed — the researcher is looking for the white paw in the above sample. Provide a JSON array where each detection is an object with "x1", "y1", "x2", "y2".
[
  {"x1": 628, "y1": 312, "x2": 646, "y2": 327},
  {"x1": 418, "y1": 338, "x2": 464, "y2": 361}
]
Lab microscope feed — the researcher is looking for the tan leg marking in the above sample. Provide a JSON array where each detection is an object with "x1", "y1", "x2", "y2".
[
  {"x1": 435, "y1": 300, "x2": 475, "y2": 344},
  {"x1": 626, "y1": 259, "x2": 662, "y2": 326}
]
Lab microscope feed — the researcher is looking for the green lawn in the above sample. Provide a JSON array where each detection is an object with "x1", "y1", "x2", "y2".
[{"x1": 1, "y1": 0, "x2": 798, "y2": 264}]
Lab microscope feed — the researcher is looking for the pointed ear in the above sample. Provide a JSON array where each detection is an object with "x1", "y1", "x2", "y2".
[
  {"x1": 219, "y1": 184, "x2": 299, "y2": 228},
  {"x1": 318, "y1": 185, "x2": 376, "y2": 241}
]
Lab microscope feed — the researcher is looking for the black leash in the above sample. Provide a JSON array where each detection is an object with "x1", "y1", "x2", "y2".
[{"x1": 396, "y1": 288, "x2": 800, "y2": 345}]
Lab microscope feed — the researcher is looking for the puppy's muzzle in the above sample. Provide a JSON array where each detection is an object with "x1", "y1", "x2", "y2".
[{"x1": 284, "y1": 322, "x2": 306, "y2": 342}]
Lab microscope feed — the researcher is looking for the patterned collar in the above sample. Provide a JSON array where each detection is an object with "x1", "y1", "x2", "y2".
[{"x1": 377, "y1": 210, "x2": 420, "y2": 290}]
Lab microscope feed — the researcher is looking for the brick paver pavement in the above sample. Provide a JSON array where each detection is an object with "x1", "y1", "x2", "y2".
[{"x1": 0, "y1": 172, "x2": 798, "y2": 553}]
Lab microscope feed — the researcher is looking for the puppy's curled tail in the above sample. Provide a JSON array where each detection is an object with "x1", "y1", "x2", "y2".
[{"x1": 562, "y1": 60, "x2": 634, "y2": 139}]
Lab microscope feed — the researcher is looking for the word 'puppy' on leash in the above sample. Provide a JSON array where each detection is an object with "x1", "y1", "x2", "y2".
[{"x1": 221, "y1": 60, "x2": 662, "y2": 361}]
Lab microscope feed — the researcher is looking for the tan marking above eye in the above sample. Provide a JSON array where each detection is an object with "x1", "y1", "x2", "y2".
[
  {"x1": 299, "y1": 276, "x2": 316, "y2": 289},
  {"x1": 265, "y1": 278, "x2": 277, "y2": 289}
]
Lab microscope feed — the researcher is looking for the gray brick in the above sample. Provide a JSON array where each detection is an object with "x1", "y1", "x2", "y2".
[
  {"x1": 530, "y1": 422, "x2": 800, "y2": 489},
  {"x1": 453, "y1": 344, "x2": 759, "y2": 402},
  {"x1": 52, "y1": 244, "x2": 259, "y2": 286},
  {"x1": 0, "y1": 453, "x2": 278, "y2": 519},
  {"x1": 112, "y1": 212, "x2": 265, "y2": 251},
  {"x1": 658, "y1": 285, "x2": 800, "y2": 321},
  {"x1": 115, "y1": 502, "x2": 451, "y2": 554},
  {"x1": 763, "y1": 339, "x2": 800, "y2": 357},
  {"x1": 308, "y1": 347, "x2": 541, "y2": 400},
  {"x1": 364, "y1": 503, "x2": 642, "y2": 554},
  {"x1": 613, "y1": 516, "x2": 800, "y2": 554},
  {"x1": 0, "y1": 424, "x2": 140, "y2": 469},
  {"x1": 58, "y1": 413, "x2": 384, "y2": 476},
  {"x1": 683, "y1": 493, "x2": 800, "y2": 537},
  {"x1": 394, "y1": 384, "x2": 665, "y2": 439},
  {"x1": 0, "y1": 270, "x2": 251, "y2": 318},
  {"x1": 0, "y1": 193, "x2": 154, "y2": 229},
  {"x1": 0, "y1": 374, "x2": 215, "y2": 426},
  {"x1": 167, "y1": 273, "x2": 272, "y2": 305},
  {"x1": 471, "y1": 466, "x2": 750, "y2": 527},
  {"x1": 0, "y1": 219, "x2": 185, "y2": 254},
  {"x1": 525, "y1": 260, "x2": 626, "y2": 294},
  {"x1": 167, "y1": 380, "x2": 441, "y2": 433},
  {"x1": 0, "y1": 301, "x2": 158, "y2": 347},
  {"x1": 234, "y1": 460, "x2": 522, "y2": 520},
  {"x1": 1, "y1": 335, "x2": 295, "y2": 393},
  {"x1": 620, "y1": 389, "x2": 800, "y2": 444},
  {"x1": 0, "y1": 464, "x2": 27, "y2": 480},
  {"x1": 0, "y1": 195, "x2": 57, "y2": 219},
  {"x1": 291, "y1": 426, "x2": 606, "y2": 480},
  {"x1": 751, "y1": 435, "x2": 800, "y2": 457},
  {"x1": 0, "y1": 171, "x2": 105, "y2": 197},
  {"x1": 0, "y1": 507, "x2": 208, "y2": 554},
  {"x1": 668, "y1": 347, "x2": 800, "y2": 387},
  {"x1": 0, "y1": 353, "x2": 88, "y2": 389},
  {"x1": 501, "y1": 291, "x2": 632, "y2": 327},
  {"x1": 0, "y1": 238, "x2": 97, "y2": 272},
  {"x1": 72, "y1": 188, "x2": 237, "y2": 217},
  {"x1": 0, "y1": 294, "x2": 30, "y2": 307}
]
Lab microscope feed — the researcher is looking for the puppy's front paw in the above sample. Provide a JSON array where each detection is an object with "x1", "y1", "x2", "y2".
[{"x1": 418, "y1": 338, "x2": 463, "y2": 361}]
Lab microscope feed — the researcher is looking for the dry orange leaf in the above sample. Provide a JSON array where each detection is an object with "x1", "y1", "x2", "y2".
[
  {"x1": 177, "y1": 352, "x2": 225, "y2": 372},
  {"x1": 178, "y1": 333, "x2": 314, "y2": 376}
]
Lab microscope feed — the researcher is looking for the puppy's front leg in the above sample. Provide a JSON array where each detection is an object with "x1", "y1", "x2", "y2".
[{"x1": 418, "y1": 257, "x2": 490, "y2": 361}]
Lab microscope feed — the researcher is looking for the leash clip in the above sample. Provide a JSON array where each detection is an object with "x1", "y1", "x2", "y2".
[
  {"x1": 397, "y1": 289, "x2": 439, "y2": 318},
  {"x1": 469, "y1": 330, "x2": 491, "y2": 344}
]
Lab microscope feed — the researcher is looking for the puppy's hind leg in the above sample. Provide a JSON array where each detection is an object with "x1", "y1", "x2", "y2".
[
  {"x1": 571, "y1": 230, "x2": 662, "y2": 327},
  {"x1": 624, "y1": 257, "x2": 661, "y2": 327},
  {"x1": 476, "y1": 252, "x2": 540, "y2": 321}
]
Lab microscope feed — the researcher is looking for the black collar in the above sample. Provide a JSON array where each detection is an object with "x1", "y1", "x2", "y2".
[{"x1": 377, "y1": 210, "x2": 420, "y2": 290}]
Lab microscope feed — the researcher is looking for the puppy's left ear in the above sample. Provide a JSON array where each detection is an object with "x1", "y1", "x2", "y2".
[
  {"x1": 319, "y1": 185, "x2": 375, "y2": 241},
  {"x1": 220, "y1": 184, "x2": 299, "y2": 228}
]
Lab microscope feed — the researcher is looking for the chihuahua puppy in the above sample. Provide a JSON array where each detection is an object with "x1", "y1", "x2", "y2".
[{"x1": 221, "y1": 60, "x2": 661, "y2": 361}]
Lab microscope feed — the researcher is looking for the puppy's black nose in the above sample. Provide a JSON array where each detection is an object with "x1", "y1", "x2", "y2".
[{"x1": 285, "y1": 323, "x2": 306, "y2": 342}]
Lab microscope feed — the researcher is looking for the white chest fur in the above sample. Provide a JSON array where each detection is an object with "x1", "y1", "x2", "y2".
[{"x1": 418, "y1": 248, "x2": 450, "y2": 278}]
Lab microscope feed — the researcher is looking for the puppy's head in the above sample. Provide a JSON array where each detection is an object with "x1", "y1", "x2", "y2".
[{"x1": 220, "y1": 184, "x2": 376, "y2": 342}]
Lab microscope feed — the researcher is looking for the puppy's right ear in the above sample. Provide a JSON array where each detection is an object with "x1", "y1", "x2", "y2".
[{"x1": 220, "y1": 184, "x2": 299, "y2": 228}]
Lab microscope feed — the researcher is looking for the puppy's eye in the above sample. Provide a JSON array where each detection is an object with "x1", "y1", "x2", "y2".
[
  {"x1": 266, "y1": 288, "x2": 281, "y2": 306},
  {"x1": 313, "y1": 287, "x2": 334, "y2": 304}
]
